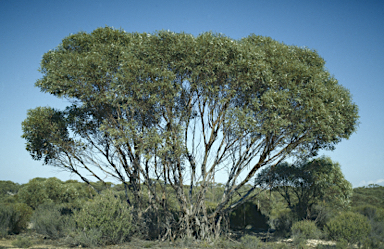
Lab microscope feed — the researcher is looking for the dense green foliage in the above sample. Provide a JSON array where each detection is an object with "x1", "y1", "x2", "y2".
[
  {"x1": 349, "y1": 185, "x2": 384, "y2": 247},
  {"x1": 21, "y1": 27, "x2": 358, "y2": 238},
  {"x1": 31, "y1": 202, "x2": 73, "y2": 239},
  {"x1": 326, "y1": 211, "x2": 371, "y2": 244},
  {"x1": 71, "y1": 189, "x2": 133, "y2": 246},
  {"x1": 1, "y1": 177, "x2": 384, "y2": 248},
  {"x1": 291, "y1": 220, "x2": 321, "y2": 239},
  {"x1": 12, "y1": 237, "x2": 33, "y2": 248},
  {"x1": 256, "y1": 157, "x2": 352, "y2": 220},
  {"x1": 352, "y1": 205, "x2": 384, "y2": 248},
  {"x1": 351, "y1": 184, "x2": 384, "y2": 209},
  {"x1": 17, "y1": 177, "x2": 95, "y2": 209},
  {"x1": 0, "y1": 203, "x2": 32, "y2": 236},
  {"x1": 0, "y1": 181, "x2": 20, "y2": 198}
]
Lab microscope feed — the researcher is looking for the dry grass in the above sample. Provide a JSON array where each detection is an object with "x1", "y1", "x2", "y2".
[{"x1": 0, "y1": 233, "x2": 342, "y2": 249}]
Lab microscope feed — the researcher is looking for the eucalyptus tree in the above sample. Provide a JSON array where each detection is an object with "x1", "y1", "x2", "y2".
[
  {"x1": 256, "y1": 157, "x2": 353, "y2": 220},
  {"x1": 22, "y1": 27, "x2": 358, "y2": 239}
]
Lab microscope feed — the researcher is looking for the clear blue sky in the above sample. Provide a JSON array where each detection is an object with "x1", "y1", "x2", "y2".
[{"x1": 1, "y1": 0, "x2": 383, "y2": 187}]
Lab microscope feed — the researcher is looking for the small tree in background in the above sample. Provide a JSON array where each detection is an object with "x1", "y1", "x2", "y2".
[
  {"x1": 18, "y1": 177, "x2": 95, "y2": 209},
  {"x1": 0, "y1": 181, "x2": 20, "y2": 197},
  {"x1": 256, "y1": 157, "x2": 352, "y2": 221}
]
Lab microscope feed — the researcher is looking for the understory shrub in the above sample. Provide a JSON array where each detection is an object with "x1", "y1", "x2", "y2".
[
  {"x1": 292, "y1": 235, "x2": 308, "y2": 249},
  {"x1": 240, "y1": 235, "x2": 262, "y2": 249},
  {"x1": 12, "y1": 236, "x2": 33, "y2": 248},
  {"x1": 212, "y1": 237, "x2": 238, "y2": 248},
  {"x1": 0, "y1": 204, "x2": 12, "y2": 237},
  {"x1": 17, "y1": 178, "x2": 49, "y2": 209},
  {"x1": 133, "y1": 207, "x2": 176, "y2": 240},
  {"x1": 308, "y1": 204, "x2": 337, "y2": 230},
  {"x1": 353, "y1": 205, "x2": 384, "y2": 248},
  {"x1": 0, "y1": 203, "x2": 32, "y2": 236},
  {"x1": 71, "y1": 189, "x2": 133, "y2": 246},
  {"x1": 291, "y1": 220, "x2": 322, "y2": 239},
  {"x1": 18, "y1": 177, "x2": 95, "y2": 209},
  {"x1": 67, "y1": 228, "x2": 102, "y2": 248},
  {"x1": 326, "y1": 211, "x2": 371, "y2": 245},
  {"x1": 272, "y1": 212, "x2": 296, "y2": 237},
  {"x1": 31, "y1": 202, "x2": 74, "y2": 239}
]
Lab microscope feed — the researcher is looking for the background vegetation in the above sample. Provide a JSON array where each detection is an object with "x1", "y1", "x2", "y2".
[{"x1": 1, "y1": 168, "x2": 383, "y2": 248}]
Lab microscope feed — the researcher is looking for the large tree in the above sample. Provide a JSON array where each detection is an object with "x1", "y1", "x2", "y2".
[{"x1": 22, "y1": 27, "x2": 358, "y2": 239}]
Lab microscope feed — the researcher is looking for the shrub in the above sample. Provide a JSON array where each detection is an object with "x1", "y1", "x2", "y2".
[
  {"x1": 71, "y1": 189, "x2": 132, "y2": 246},
  {"x1": 0, "y1": 204, "x2": 13, "y2": 237},
  {"x1": 309, "y1": 204, "x2": 337, "y2": 229},
  {"x1": 0, "y1": 181, "x2": 20, "y2": 197},
  {"x1": 134, "y1": 207, "x2": 175, "y2": 240},
  {"x1": 291, "y1": 220, "x2": 322, "y2": 239},
  {"x1": 67, "y1": 228, "x2": 102, "y2": 248},
  {"x1": 272, "y1": 212, "x2": 296, "y2": 237},
  {"x1": 18, "y1": 178, "x2": 95, "y2": 209},
  {"x1": 12, "y1": 237, "x2": 33, "y2": 248},
  {"x1": 212, "y1": 237, "x2": 238, "y2": 248},
  {"x1": 240, "y1": 235, "x2": 262, "y2": 249},
  {"x1": 12, "y1": 203, "x2": 33, "y2": 233},
  {"x1": 0, "y1": 195, "x2": 18, "y2": 204},
  {"x1": 17, "y1": 178, "x2": 49, "y2": 209},
  {"x1": 31, "y1": 202, "x2": 74, "y2": 239},
  {"x1": 292, "y1": 235, "x2": 309, "y2": 249},
  {"x1": 353, "y1": 204, "x2": 384, "y2": 222},
  {"x1": 326, "y1": 211, "x2": 371, "y2": 245},
  {"x1": 352, "y1": 205, "x2": 384, "y2": 248},
  {"x1": 0, "y1": 203, "x2": 33, "y2": 236}
]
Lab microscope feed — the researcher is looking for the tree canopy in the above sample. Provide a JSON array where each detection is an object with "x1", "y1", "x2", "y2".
[
  {"x1": 22, "y1": 27, "x2": 359, "y2": 239},
  {"x1": 256, "y1": 156, "x2": 353, "y2": 220}
]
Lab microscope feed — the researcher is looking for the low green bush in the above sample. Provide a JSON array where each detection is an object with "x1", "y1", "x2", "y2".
[
  {"x1": 67, "y1": 228, "x2": 102, "y2": 248},
  {"x1": 18, "y1": 178, "x2": 49, "y2": 209},
  {"x1": 326, "y1": 211, "x2": 371, "y2": 245},
  {"x1": 240, "y1": 235, "x2": 262, "y2": 249},
  {"x1": 352, "y1": 205, "x2": 384, "y2": 248},
  {"x1": 70, "y1": 189, "x2": 133, "y2": 246},
  {"x1": 18, "y1": 178, "x2": 96, "y2": 209},
  {"x1": 309, "y1": 204, "x2": 337, "y2": 230},
  {"x1": 0, "y1": 204, "x2": 12, "y2": 237},
  {"x1": 13, "y1": 203, "x2": 33, "y2": 233},
  {"x1": 212, "y1": 237, "x2": 238, "y2": 248},
  {"x1": 272, "y1": 212, "x2": 296, "y2": 237},
  {"x1": 292, "y1": 235, "x2": 309, "y2": 249},
  {"x1": 12, "y1": 237, "x2": 33, "y2": 248},
  {"x1": 0, "y1": 203, "x2": 33, "y2": 236},
  {"x1": 31, "y1": 202, "x2": 74, "y2": 239},
  {"x1": 291, "y1": 220, "x2": 322, "y2": 239}
]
